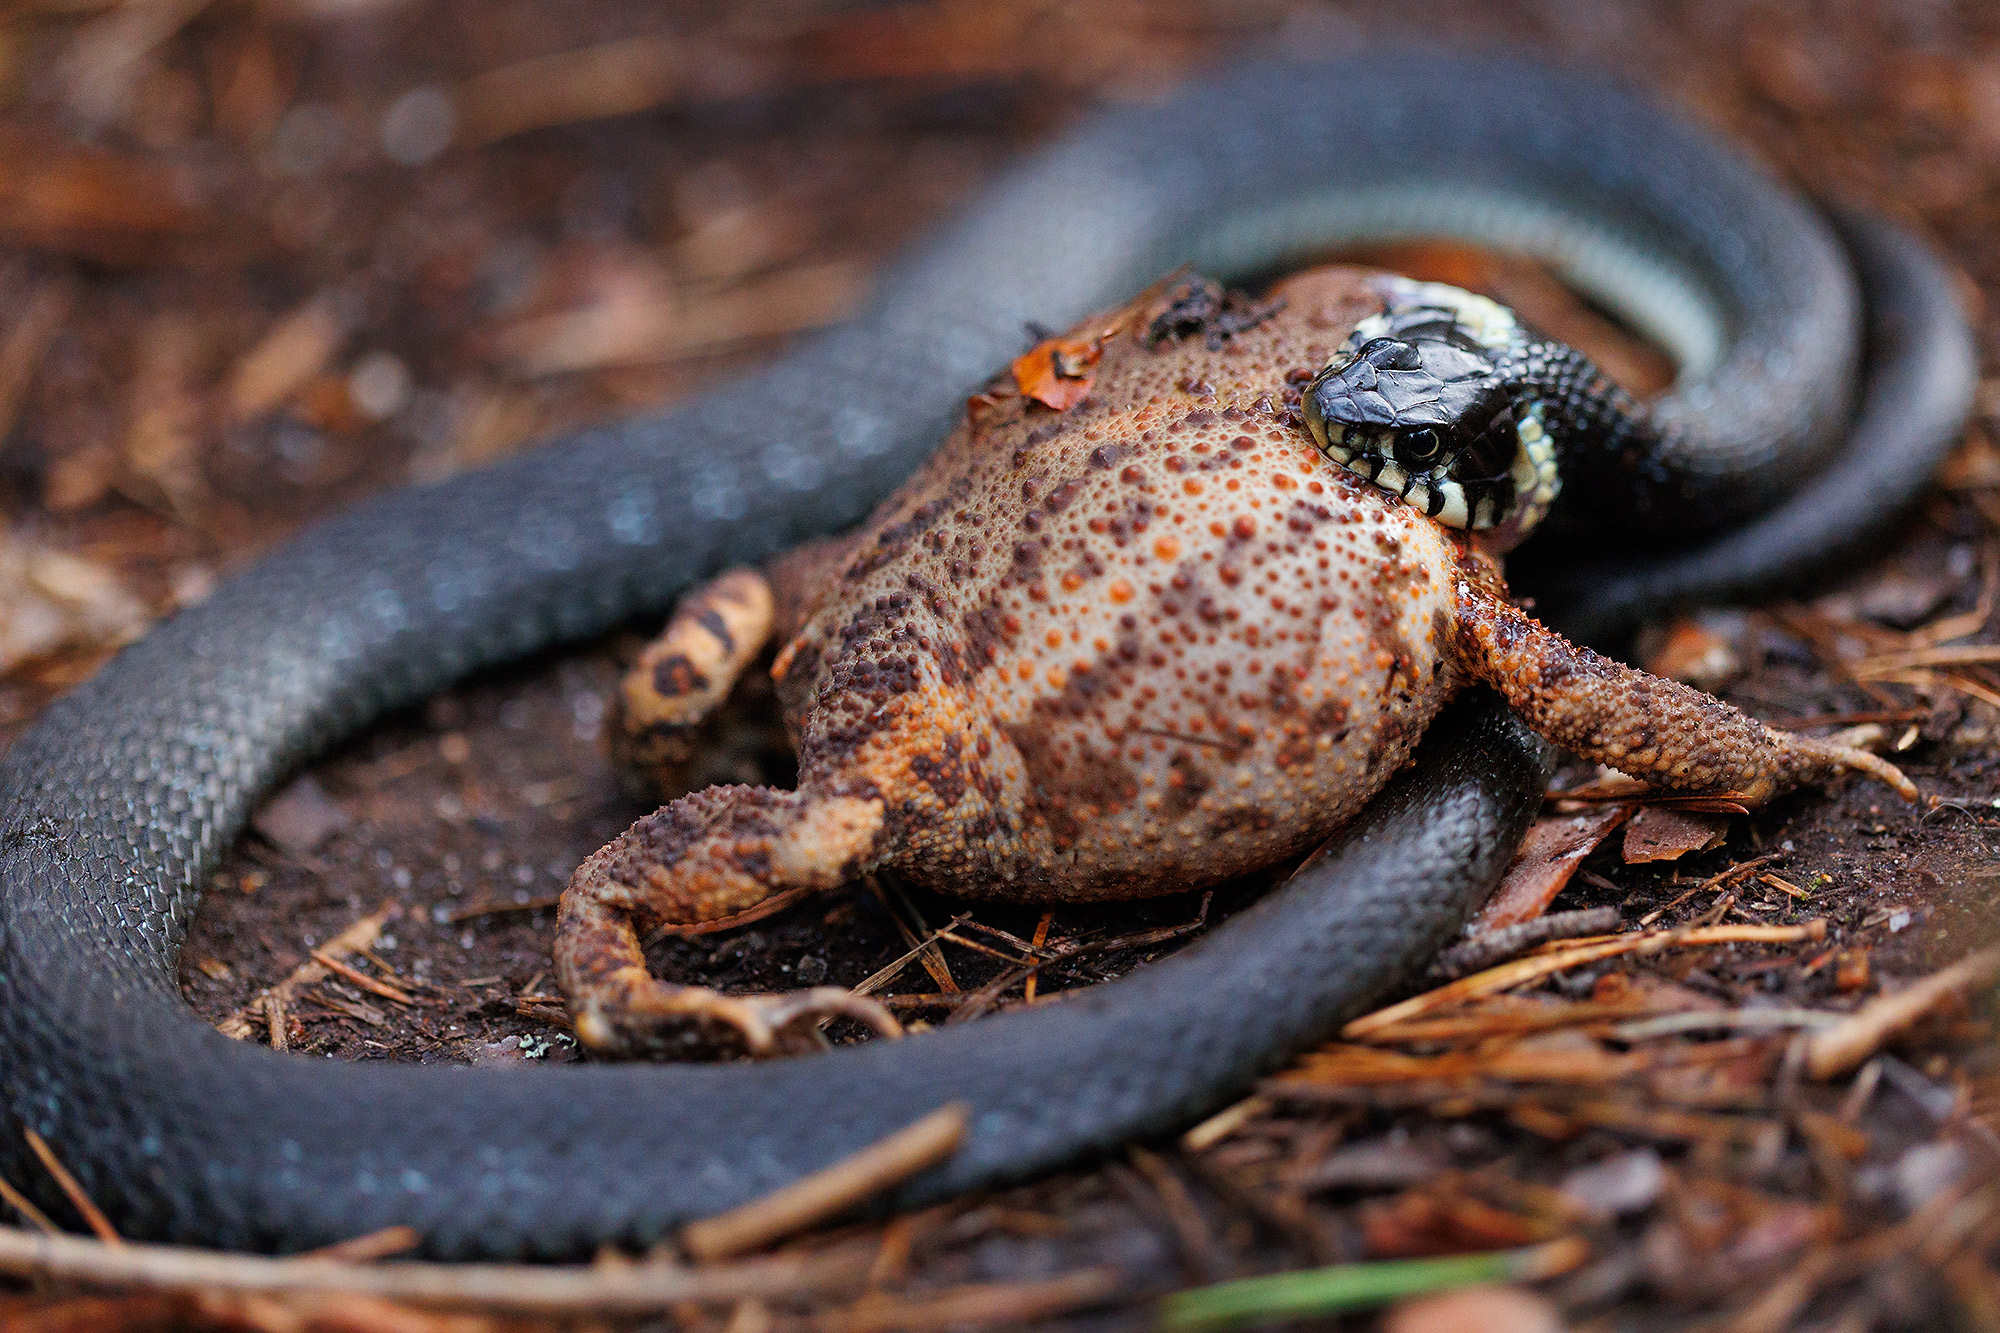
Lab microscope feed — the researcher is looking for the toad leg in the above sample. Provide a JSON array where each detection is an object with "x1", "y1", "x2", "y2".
[
  {"x1": 1452, "y1": 575, "x2": 1916, "y2": 803},
  {"x1": 556, "y1": 783, "x2": 899, "y2": 1054},
  {"x1": 614, "y1": 568, "x2": 776, "y2": 791}
]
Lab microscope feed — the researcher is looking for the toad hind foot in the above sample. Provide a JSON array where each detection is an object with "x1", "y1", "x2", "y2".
[
  {"x1": 1452, "y1": 574, "x2": 1918, "y2": 803},
  {"x1": 556, "y1": 783, "x2": 895, "y2": 1054}
]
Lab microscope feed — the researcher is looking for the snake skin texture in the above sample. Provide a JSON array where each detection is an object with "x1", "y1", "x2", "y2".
[{"x1": 0, "y1": 53, "x2": 1972, "y2": 1257}]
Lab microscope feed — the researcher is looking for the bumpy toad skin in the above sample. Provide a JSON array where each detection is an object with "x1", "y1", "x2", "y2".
[{"x1": 557, "y1": 268, "x2": 1911, "y2": 1055}]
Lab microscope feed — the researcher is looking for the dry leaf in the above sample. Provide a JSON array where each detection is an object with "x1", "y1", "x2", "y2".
[
  {"x1": 0, "y1": 533, "x2": 149, "y2": 672},
  {"x1": 0, "y1": 127, "x2": 205, "y2": 265},
  {"x1": 1621, "y1": 807, "x2": 1730, "y2": 863},
  {"x1": 1011, "y1": 334, "x2": 1101, "y2": 411},
  {"x1": 1473, "y1": 807, "x2": 1632, "y2": 930},
  {"x1": 1385, "y1": 1286, "x2": 1567, "y2": 1333}
]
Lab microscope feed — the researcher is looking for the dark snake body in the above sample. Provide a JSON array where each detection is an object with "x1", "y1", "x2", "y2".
[{"x1": 0, "y1": 55, "x2": 1972, "y2": 1258}]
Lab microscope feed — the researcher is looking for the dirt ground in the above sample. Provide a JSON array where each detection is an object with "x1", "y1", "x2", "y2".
[{"x1": 1, "y1": 2, "x2": 1998, "y2": 1330}]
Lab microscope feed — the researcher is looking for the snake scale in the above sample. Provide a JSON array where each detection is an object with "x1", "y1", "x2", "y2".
[{"x1": 0, "y1": 53, "x2": 1974, "y2": 1257}]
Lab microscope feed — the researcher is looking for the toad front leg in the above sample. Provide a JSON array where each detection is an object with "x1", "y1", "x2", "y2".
[
  {"x1": 558, "y1": 784, "x2": 900, "y2": 1054},
  {"x1": 1451, "y1": 573, "x2": 1917, "y2": 803}
]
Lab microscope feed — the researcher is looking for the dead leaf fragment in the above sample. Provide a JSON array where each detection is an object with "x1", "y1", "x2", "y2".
[
  {"x1": 1385, "y1": 1286, "x2": 1568, "y2": 1333},
  {"x1": 0, "y1": 127, "x2": 205, "y2": 265},
  {"x1": 227, "y1": 297, "x2": 347, "y2": 423},
  {"x1": 1359, "y1": 1176, "x2": 1556, "y2": 1258},
  {"x1": 1621, "y1": 806, "x2": 1730, "y2": 863},
  {"x1": 1012, "y1": 334, "x2": 1102, "y2": 411},
  {"x1": 1643, "y1": 615, "x2": 1742, "y2": 689},
  {"x1": 1474, "y1": 807, "x2": 1631, "y2": 930},
  {"x1": 252, "y1": 775, "x2": 350, "y2": 855},
  {"x1": 0, "y1": 533, "x2": 149, "y2": 673}
]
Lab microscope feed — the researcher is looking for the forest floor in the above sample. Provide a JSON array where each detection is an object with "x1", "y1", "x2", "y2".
[{"x1": 0, "y1": 2, "x2": 1996, "y2": 1330}]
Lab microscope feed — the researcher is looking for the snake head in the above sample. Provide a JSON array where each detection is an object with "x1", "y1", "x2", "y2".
[{"x1": 1301, "y1": 281, "x2": 1559, "y2": 543}]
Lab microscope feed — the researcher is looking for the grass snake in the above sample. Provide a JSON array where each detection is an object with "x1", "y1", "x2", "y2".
[{"x1": 0, "y1": 53, "x2": 1974, "y2": 1257}]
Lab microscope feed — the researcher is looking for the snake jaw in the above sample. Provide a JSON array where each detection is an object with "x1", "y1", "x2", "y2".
[{"x1": 1302, "y1": 278, "x2": 1562, "y2": 540}]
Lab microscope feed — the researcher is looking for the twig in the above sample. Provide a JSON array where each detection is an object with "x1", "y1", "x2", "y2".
[
  {"x1": 850, "y1": 913, "x2": 971, "y2": 998},
  {"x1": 681, "y1": 1105, "x2": 968, "y2": 1262},
  {"x1": 299, "y1": 1225, "x2": 422, "y2": 1263},
  {"x1": 1430, "y1": 907, "x2": 1623, "y2": 980},
  {"x1": 22, "y1": 1129, "x2": 119, "y2": 1245},
  {"x1": 875, "y1": 883, "x2": 958, "y2": 995},
  {"x1": 1023, "y1": 913, "x2": 1054, "y2": 1004},
  {"x1": 1342, "y1": 922, "x2": 1826, "y2": 1039},
  {"x1": 1611, "y1": 1008, "x2": 1842, "y2": 1042},
  {"x1": 219, "y1": 904, "x2": 398, "y2": 1040},
  {"x1": 815, "y1": 1268, "x2": 1124, "y2": 1332},
  {"x1": 931, "y1": 927, "x2": 1038, "y2": 970},
  {"x1": 309, "y1": 949, "x2": 416, "y2": 1005},
  {"x1": 1181, "y1": 1096, "x2": 1271, "y2": 1153},
  {"x1": 0, "y1": 1174, "x2": 57, "y2": 1237},
  {"x1": 265, "y1": 992, "x2": 286, "y2": 1052},
  {"x1": 1806, "y1": 947, "x2": 2000, "y2": 1079},
  {"x1": 1345, "y1": 997, "x2": 1659, "y2": 1046},
  {"x1": 0, "y1": 1225, "x2": 874, "y2": 1312},
  {"x1": 1637, "y1": 853, "x2": 1784, "y2": 926},
  {"x1": 943, "y1": 963, "x2": 1037, "y2": 1025},
  {"x1": 1126, "y1": 1147, "x2": 1221, "y2": 1282},
  {"x1": 444, "y1": 894, "x2": 562, "y2": 924}
]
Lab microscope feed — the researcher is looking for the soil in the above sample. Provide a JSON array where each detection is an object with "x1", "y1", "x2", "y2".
[{"x1": 1, "y1": 2, "x2": 1997, "y2": 1330}]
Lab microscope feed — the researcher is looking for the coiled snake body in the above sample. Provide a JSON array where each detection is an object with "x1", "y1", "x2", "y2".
[{"x1": 0, "y1": 54, "x2": 1974, "y2": 1257}]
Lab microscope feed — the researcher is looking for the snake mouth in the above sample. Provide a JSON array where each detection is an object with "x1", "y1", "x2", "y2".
[
  {"x1": 1301, "y1": 279, "x2": 1561, "y2": 537},
  {"x1": 1305, "y1": 409, "x2": 1558, "y2": 534}
]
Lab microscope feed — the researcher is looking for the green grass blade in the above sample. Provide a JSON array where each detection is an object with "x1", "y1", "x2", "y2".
[{"x1": 1157, "y1": 1240, "x2": 1579, "y2": 1333}]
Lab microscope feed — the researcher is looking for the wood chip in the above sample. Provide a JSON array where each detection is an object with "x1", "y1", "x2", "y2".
[
  {"x1": 455, "y1": 34, "x2": 699, "y2": 146},
  {"x1": 0, "y1": 277, "x2": 74, "y2": 448}
]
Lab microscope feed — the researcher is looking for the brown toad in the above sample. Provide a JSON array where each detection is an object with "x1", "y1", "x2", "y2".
[{"x1": 555, "y1": 267, "x2": 1910, "y2": 1055}]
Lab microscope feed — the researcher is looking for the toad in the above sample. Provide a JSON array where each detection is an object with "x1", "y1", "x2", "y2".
[{"x1": 555, "y1": 267, "x2": 1911, "y2": 1056}]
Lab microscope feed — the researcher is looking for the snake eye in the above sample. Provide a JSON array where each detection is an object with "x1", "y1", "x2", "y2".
[
  {"x1": 1395, "y1": 428, "x2": 1443, "y2": 468},
  {"x1": 1357, "y1": 337, "x2": 1423, "y2": 371}
]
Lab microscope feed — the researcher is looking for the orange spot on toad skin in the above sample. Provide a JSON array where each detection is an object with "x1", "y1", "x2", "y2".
[
  {"x1": 1108, "y1": 579, "x2": 1134, "y2": 604},
  {"x1": 1183, "y1": 479, "x2": 1204, "y2": 495},
  {"x1": 1061, "y1": 572, "x2": 1084, "y2": 592},
  {"x1": 1017, "y1": 661, "x2": 1035, "y2": 680},
  {"x1": 1046, "y1": 630, "x2": 1064, "y2": 649},
  {"x1": 1047, "y1": 666, "x2": 1067, "y2": 689},
  {"x1": 1233, "y1": 516, "x2": 1256, "y2": 539},
  {"x1": 1154, "y1": 536, "x2": 1181, "y2": 561}
]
